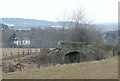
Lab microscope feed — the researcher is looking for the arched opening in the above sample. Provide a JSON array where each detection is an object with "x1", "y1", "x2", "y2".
[{"x1": 64, "y1": 51, "x2": 80, "y2": 63}]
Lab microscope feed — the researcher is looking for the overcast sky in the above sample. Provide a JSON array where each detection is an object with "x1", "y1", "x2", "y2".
[{"x1": 0, "y1": 0, "x2": 119, "y2": 23}]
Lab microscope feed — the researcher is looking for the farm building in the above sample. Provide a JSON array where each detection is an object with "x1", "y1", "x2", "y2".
[{"x1": 13, "y1": 37, "x2": 30, "y2": 45}]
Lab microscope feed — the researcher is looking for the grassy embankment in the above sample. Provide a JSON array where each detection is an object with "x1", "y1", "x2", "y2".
[{"x1": 3, "y1": 56, "x2": 118, "y2": 79}]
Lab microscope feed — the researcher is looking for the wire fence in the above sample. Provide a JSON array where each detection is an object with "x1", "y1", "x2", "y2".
[{"x1": 2, "y1": 48, "x2": 41, "y2": 61}]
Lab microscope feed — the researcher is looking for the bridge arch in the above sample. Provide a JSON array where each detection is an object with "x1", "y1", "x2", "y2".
[{"x1": 64, "y1": 51, "x2": 82, "y2": 63}]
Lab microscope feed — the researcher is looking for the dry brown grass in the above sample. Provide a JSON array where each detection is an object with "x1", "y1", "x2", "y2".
[{"x1": 3, "y1": 56, "x2": 118, "y2": 79}]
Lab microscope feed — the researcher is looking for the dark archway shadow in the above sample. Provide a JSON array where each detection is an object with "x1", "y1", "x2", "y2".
[{"x1": 64, "y1": 51, "x2": 81, "y2": 63}]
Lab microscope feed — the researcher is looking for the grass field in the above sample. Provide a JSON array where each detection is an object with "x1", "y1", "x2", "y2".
[
  {"x1": 2, "y1": 48, "x2": 55, "y2": 60},
  {"x1": 2, "y1": 56, "x2": 118, "y2": 79},
  {"x1": 2, "y1": 48, "x2": 41, "y2": 60},
  {"x1": 2, "y1": 48, "x2": 41, "y2": 56}
]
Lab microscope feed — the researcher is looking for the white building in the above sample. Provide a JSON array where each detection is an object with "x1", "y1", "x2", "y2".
[{"x1": 13, "y1": 37, "x2": 30, "y2": 45}]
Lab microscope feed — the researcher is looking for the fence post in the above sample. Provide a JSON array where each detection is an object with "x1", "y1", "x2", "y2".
[
  {"x1": 3, "y1": 51, "x2": 4, "y2": 58},
  {"x1": 35, "y1": 48, "x2": 37, "y2": 53},
  {"x1": 5, "y1": 54, "x2": 7, "y2": 61},
  {"x1": 10, "y1": 51, "x2": 13, "y2": 60},
  {"x1": 18, "y1": 51, "x2": 20, "y2": 59},
  {"x1": 30, "y1": 49, "x2": 32, "y2": 53},
  {"x1": 28, "y1": 48, "x2": 30, "y2": 55},
  {"x1": 22, "y1": 50, "x2": 24, "y2": 57}
]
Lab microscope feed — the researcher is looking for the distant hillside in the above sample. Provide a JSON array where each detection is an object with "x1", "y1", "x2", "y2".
[
  {"x1": 103, "y1": 29, "x2": 119, "y2": 39},
  {"x1": 1, "y1": 18, "x2": 59, "y2": 29},
  {"x1": 97, "y1": 22, "x2": 118, "y2": 31},
  {"x1": 0, "y1": 18, "x2": 118, "y2": 31}
]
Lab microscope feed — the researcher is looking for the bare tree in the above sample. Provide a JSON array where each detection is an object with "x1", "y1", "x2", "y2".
[{"x1": 69, "y1": 9, "x2": 103, "y2": 43}]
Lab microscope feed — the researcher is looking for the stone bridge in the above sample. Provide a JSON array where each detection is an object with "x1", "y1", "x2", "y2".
[
  {"x1": 48, "y1": 42, "x2": 113, "y2": 64},
  {"x1": 57, "y1": 42, "x2": 97, "y2": 63},
  {"x1": 59, "y1": 42, "x2": 93, "y2": 54}
]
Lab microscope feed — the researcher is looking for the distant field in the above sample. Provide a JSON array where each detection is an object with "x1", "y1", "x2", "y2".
[
  {"x1": 2, "y1": 48, "x2": 55, "y2": 60},
  {"x1": 2, "y1": 48, "x2": 41, "y2": 60},
  {"x1": 3, "y1": 56, "x2": 118, "y2": 79}
]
